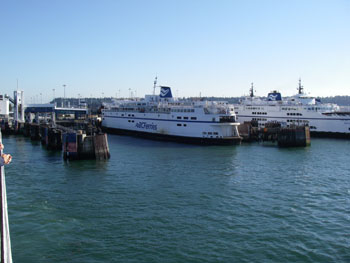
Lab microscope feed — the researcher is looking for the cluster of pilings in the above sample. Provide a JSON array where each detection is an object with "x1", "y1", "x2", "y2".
[
  {"x1": 238, "y1": 121, "x2": 311, "y2": 147},
  {"x1": 63, "y1": 132, "x2": 110, "y2": 160},
  {"x1": 1, "y1": 119, "x2": 25, "y2": 135},
  {"x1": 22, "y1": 122, "x2": 110, "y2": 160}
]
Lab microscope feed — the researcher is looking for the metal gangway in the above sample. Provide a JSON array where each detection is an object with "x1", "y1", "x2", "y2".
[{"x1": 0, "y1": 130, "x2": 13, "y2": 263}]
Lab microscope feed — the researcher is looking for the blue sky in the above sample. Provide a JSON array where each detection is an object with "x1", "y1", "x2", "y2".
[{"x1": 1, "y1": 0, "x2": 349, "y2": 103}]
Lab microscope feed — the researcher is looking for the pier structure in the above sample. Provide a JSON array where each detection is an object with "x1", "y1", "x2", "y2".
[
  {"x1": 238, "y1": 121, "x2": 311, "y2": 147},
  {"x1": 0, "y1": 91, "x2": 25, "y2": 133},
  {"x1": 20, "y1": 104, "x2": 110, "y2": 160},
  {"x1": 62, "y1": 129, "x2": 110, "y2": 161}
]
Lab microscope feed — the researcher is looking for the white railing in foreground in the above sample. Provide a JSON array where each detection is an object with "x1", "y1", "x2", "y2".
[{"x1": 0, "y1": 130, "x2": 13, "y2": 263}]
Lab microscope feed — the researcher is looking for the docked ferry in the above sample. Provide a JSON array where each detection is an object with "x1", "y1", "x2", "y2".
[
  {"x1": 234, "y1": 80, "x2": 350, "y2": 138},
  {"x1": 102, "y1": 80, "x2": 242, "y2": 145}
]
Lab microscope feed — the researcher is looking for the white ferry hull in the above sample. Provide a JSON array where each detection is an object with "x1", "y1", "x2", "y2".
[
  {"x1": 102, "y1": 82, "x2": 242, "y2": 145},
  {"x1": 235, "y1": 106, "x2": 350, "y2": 138},
  {"x1": 102, "y1": 113, "x2": 242, "y2": 145}
]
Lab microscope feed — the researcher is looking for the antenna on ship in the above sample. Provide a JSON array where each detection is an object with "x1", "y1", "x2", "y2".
[
  {"x1": 153, "y1": 76, "x2": 158, "y2": 95},
  {"x1": 298, "y1": 78, "x2": 304, "y2": 94},
  {"x1": 250, "y1": 82, "x2": 254, "y2": 98}
]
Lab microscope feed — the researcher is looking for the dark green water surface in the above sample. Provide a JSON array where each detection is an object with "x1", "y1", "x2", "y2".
[{"x1": 3, "y1": 135, "x2": 350, "y2": 262}]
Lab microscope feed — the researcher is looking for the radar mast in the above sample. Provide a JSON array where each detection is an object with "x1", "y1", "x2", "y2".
[
  {"x1": 250, "y1": 82, "x2": 254, "y2": 98},
  {"x1": 153, "y1": 76, "x2": 158, "y2": 95},
  {"x1": 298, "y1": 78, "x2": 304, "y2": 94}
]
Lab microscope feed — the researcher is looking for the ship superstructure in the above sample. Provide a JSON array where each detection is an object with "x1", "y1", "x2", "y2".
[{"x1": 234, "y1": 80, "x2": 350, "y2": 137}]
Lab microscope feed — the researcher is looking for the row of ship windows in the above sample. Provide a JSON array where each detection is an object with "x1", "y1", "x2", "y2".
[
  {"x1": 252, "y1": 118, "x2": 267, "y2": 121},
  {"x1": 256, "y1": 123, "x2": 318, "y2": 130},
  {"x1": 287, "y1": 120, "x2": 308, "y2": 123},
  {"x1": 282, "y1": 107, "x2": 326, "y2": 111},
  {"x1": 203, "y1": 132, "x2": 219, "y2": 135},
  {"x1": 306, "y1": 107, "x2": 322, "y2": 111},
  {"x1": 128, "y1": 120, "x2": 135, "y2": 123},
  {"x1": 252, "y1": 112, "x2": 267, "y2": 115},
  {"x1": 117, "y1": 114, "x2": 135, "y2": 117},
  {"x1": 281, "y1": 107, "x2": 298, "y2": 111},
  {"x1": 177, "y1": 123, "x2": 187, "y2": 127},
  {"x1": 120, "y1": 113, "x2": 198, "y2": 120},
  {"x1": 246, "y1": 107, "x2": 263, "y2": 110},
  {"x1": 287, "y1": 113, "x2": 302, "y2": 116},
  {"x1": 171, "y1": 109, "x2": 195, "y2": 112},
  {"x1": 177, "y1": 116, "x2": 197, "y2": 120}
]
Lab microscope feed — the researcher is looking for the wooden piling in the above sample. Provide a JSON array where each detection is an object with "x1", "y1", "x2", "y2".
[
  {"x1": 40, "y1": 125, "x2": 48, "y2": 145},
  {"x1": 93, "y1": 133, "x2": 110, "y2": 160},
  {"x1": 30, "y1": 123, "x2": 40, "y2": 141},
  {"x1": 46, "y1": 128, "x2": 62, "y2": 151}
]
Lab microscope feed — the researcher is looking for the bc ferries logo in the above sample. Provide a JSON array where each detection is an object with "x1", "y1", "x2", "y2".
[
  {"x1": 268, "y1": 94, "x2": 278, "y2": 101},
  {"x1": 160, "y1": 86, "x2": 173, "y2": 98},
  {"x1": 135, "y1": 122, "x2": 157, "y2": 131},
  {"x1": 267, "y1": 92, "x2": 282, "y2": 101}
]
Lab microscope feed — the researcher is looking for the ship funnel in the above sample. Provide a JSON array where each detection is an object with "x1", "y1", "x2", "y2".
[
  {"x1": 267, "y1": 91, "x2": 282, "y2": 101},
  {"x1": 160, "y1": 86, "x2": 173, "y2": 98}
]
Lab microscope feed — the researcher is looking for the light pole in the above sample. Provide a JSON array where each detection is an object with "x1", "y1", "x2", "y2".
[
  {"x1": 63, "y1": 84, "x2": 66, "y2": 99},
  {"x1": 63, "y1": 84, "x2": 66, "y2": 107}
]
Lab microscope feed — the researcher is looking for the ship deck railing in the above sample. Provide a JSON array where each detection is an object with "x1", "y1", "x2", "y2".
[{"x1": 0, "y1": 130, "x2": 13, "y2": 263}]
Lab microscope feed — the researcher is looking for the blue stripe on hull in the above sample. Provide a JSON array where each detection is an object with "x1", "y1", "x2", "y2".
[
  {"x1": 102, "y1": 127, "x2": 242, "y2": 145},
  {"x1": 237, "y1": 115, "x2": 350, "y2": 121}
]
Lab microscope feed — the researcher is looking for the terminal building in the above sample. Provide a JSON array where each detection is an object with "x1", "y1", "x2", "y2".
[
  {"x1": 1, "y1": 90, "x2": 89, "y2": 127},
  {"x1": 25, "y1": 104, "x2": 88, "y2": 123}
]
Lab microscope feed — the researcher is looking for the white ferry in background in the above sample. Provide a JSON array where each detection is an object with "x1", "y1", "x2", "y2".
[
  {"x1": 102, "y1": 79, "x2": 242, "y2": 145},
  {"x1": 233, "y1": 80, "x2": 350, "y2": 138}
]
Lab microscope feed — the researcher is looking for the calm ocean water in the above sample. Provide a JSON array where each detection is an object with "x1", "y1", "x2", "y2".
[{"x1": 2, "y1": 134, "x2": 350, "y2": 262}]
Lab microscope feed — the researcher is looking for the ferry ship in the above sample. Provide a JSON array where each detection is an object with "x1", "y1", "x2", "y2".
[
  {"x1": 234, "y1": 80, "x2": 350, "y2": 138},
  {"x1": 102, "y1": 79, "x2": 242, "y2": 145}
]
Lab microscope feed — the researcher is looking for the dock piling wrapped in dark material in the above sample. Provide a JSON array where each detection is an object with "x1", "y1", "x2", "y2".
[
  {"x1": 238, "y1": 121, "x2": 311, "y2": 147},
  {"x1": 47, "y1": 128, "x2": 62, "y2": 150},
  {"x1": 278, "y1": 126, "x2": 311, "y2": 147},
  {"x1": 63, "y1": 132, "x2": 110, "y2": 160},
  {"x1": 30, "y1": 123, "x2": 40, "y2": 141}
]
